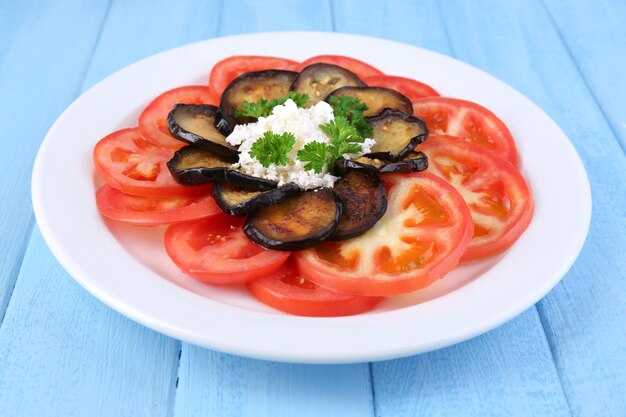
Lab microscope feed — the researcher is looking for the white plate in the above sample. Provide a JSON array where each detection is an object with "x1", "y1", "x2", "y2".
[{"x1": 32, "y1": 32, "x2": 591, "y2": 363}]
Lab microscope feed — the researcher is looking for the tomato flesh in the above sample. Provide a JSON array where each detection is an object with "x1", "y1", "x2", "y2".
[
  {"x1": 412, "y1": 97, "x2": 519, "y2": 166},
  {"x1": 296, "y1": 173, "x2": 473, "y2": 297},
  {"x1": 246, "y1": 259, "x2": 382, "y2": 317},
  {"x1": 297, "y1": 55, "x2": 384, "y2": 79},
  {"x1": 363, "y1": 75, "x2": 439, "y2": 100},
  {"x1": 96, "y1": 184, "x2": 220, "y2": 226},
  {"x1": 93, "y1": 128, "x2": 209, "y2": 197},
  {"x1": 164, "y1": 215, "x2": 290, "y2": 284},
  {"x1": 208, "y1": 55, "x2": 300, "y2": 103},
  {"x1": 418, "y1": 135, "x2": 533, "y2": 261},
  {"x1": 139, "y1": 86, "x2": 215, "y2": 148}
]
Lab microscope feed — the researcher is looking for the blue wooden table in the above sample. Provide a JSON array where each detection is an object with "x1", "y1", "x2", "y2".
[{"x1": 1, "y1": 1, "x2": 624, "y2": 416}]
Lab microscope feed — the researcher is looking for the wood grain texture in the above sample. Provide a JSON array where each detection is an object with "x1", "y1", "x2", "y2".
[
  {"x1": 542, "y1": 0, "x2": 626, "y2": 153},
  {"x1": 333, "y1": 0, "x2": 574, "y2": 415},
  {"x1": 0, "y1": 0, "x2": 110, "y2": 322},
  {"x1": 0, "y1": 229, "x2": 180, "y2": 417},
  {"x1": 373, "y1": 310, "x2": 571, "y2": 417},
  {"x1": 171, "y1": 4, "x2": 374, "y2": 417},
  {"x1": 174, "y1": 348, "x2": 374, "y2": 417}
]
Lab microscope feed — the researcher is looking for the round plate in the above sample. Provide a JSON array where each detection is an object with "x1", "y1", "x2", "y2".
[{"x1": 32, "y1": 32, "x2": 591, "y2": 363}]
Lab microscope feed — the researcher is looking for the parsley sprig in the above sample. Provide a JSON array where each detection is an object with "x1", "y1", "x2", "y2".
[
  {"x1": 236, "y1": 92, "x2": 309, "y2": 118},
  {"x1": 249, "y1": 131, "x2": 296, "y2": 168},
  {"x1": 328, "y1": 95, "x2": 372, "y2": 137},
  {"x1": 297, "y1": 116, "x2": 364, "y2": 173}
]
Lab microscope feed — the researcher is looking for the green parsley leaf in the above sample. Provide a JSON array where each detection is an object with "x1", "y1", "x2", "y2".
[
  {"x1": 320, "y1": 116, "x2": 364, "y2": 158},
  {"x1": 235, "y1": 92, "x2": 310, "y2": 118},
  {"x1": 328, "y1": 95, "x2": 373, "y2": 137},
  {"x1": 249, "y1": 131, "x2": 296, "y2": 168},
  {"x1": 297, "y1": 141, "x2": 333, "y2": 174}
]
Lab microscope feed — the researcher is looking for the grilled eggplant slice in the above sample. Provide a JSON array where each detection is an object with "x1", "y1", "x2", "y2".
[
  {"x1": 167, "y1": 145, "x2": 233, "y2": 186},
  {"x1": 218, "y1": 70, "x2": 298, "y2": 134},
  {"x1": 332, "y1": 157, "x2": 380, "y2": 177},
  {"x1": 329, "y1": 170, "x2": 387, "y2": 240},
  {"x1": 378, "y1": 151, "x2": 428, "y2": 173},
  {"x1": 244, "y1": 188, "x2": 342, "y2": 250},
  {"x1": 213, "y1": 181, "x2": 300, "y2": 216},
  {"x1": 326, "y1": 86, "x2": 413, "y2": 117},
  {"x1": 365, "y1": 109, "x2": 429, "y2": 160},
  {"x1": 167, "y1": 145, "x2": 276, "y2": 190},
  {"x1": 167, "y1": 104, "x2": 238, "y2": 159},
  {"x1": 291, "y1": 63, "x2": 366, "y2": 106}
]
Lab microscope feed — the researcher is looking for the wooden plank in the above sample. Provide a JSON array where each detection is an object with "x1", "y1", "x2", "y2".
[
  {"x1": 543, "y1": 0, "x2": 626, "y2": 152},
  {"x1": 373, "y1": 310, "x2": 570, "y2": 417},
  {"x1": 0, "y1": 0, "x2": 110, "y2": 321},
  {"x1": 333, "y1": 0, "x2": 576, "y2": 415},
  {"x1": 174, "y1": 348, "x2": 374, "y2": 417},
  {"x1": 434, "y1": 2, "x2": 626, "y2": 415},
  {"x1": 172, "y1": 3, "x2": 373, "y2": 417},
  {"x1": 0, "y1": 1, "x2": 222, "y2": 416}
]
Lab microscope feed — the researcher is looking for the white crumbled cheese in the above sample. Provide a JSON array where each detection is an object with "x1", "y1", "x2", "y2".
[{"x1": 226, "y1": 99, "x2": 376, "y2": 190}]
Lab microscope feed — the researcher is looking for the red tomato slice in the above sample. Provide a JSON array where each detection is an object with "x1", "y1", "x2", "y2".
[
  {"x1": 96, "y1": 184, "x2": 220, "y2": 226},
  {"x1": 297, "y1": 55, "x2": 384, "y2": 79},
  {"x1": 139, "y1": 86, "x2": 215, "y2": 149},
  {"x1": 363, "y1": 75, "x2": 439, "y2": 100},
  {"x1": 418, "y1": 135, "x2": 533, "y2": 262},
  {"x1": 412, "y1": 97, "x2": 519, "y2": 167},
  {"x1": 246, "y1": 259, "x2": 382, "y2": 317},
  {"x1": 207, "y1": 55, "x2": 300, "y2": 103},
  {"x1": 93, "y1": 128, "x2": 209, "y2": 197},
  {"x1": 295, "y1": 173, "x2": 473, "y2": 297},
  {"x1": 164, "y1": 214, "x2": 290, "y2": 285}
]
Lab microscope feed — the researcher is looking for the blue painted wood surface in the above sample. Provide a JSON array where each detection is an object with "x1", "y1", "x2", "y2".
[{"x1": 0, "y1": 0, "x2": 624, "y2": 416}]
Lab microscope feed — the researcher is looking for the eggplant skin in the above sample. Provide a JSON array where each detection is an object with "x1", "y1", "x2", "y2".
[
  {"x1": 291, "y1": 63, "x2": 366, "y2": 106},
  {"x1": 326, "y1": 86, "x2": 413, "y2": 117},
  {"x1": 332, "y1": 157, "x2": 380, "y2": 177},
  {"x1": 167, "y1": 104, "x2": 238, "y2": 160},
  {"x1": 365, "y1": 109, "x2": 429, "y2": 161},
  {"x1": 212, "y1": 182, "x2": 300, "y2": 217},
  {"x1": 329, "y1": 170, "x2": 388, "y2": 241},
  {"x1": 218, "y1": 70, "x2": 298, "y2": 134},
  {"x1": 378, "y1": 151, "x2": 428, "y2": 173},
  {"x1": 244, "y1": 188, "x2": 342, "y2": 251}
]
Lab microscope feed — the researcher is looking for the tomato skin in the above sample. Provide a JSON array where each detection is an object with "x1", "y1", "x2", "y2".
[
  {"x1": 164, "y1": 215, "x2": 290, "y2": 284},
  {"x1": 419, "y1": 135, "x2": 533, "y2": 262},
  {"x1": 139, "y1": 86, "x2": 215, "y2": 149},
  {"x1": 412, "y1": 97, "x2": 519, "y2": 167},
  {"x1": 246, "y1": 259, "x2": 382, "y2": 317},
  {"x1": 96, "y1": 184, "x2": 220, "y2": 226},
  {"x1": 208, "y1": 55, "x2": 300, "y2": 103},
  {"x1": 296, "y1": 173, "x2": 473, "y2": 297},
  {"x1": 363, "y1": 75, "x2": 439, "y2": 100},
  {"x1": 297, "y1": 55, "x2": 384, "y2": 78},
  {"x1": 93, "y1": 128, "x2": 209, "y2": 197}
]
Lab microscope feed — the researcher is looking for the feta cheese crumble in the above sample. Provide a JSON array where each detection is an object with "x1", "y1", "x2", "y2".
[{"x1": 226, "y1": 99, "x2": 376, "y2": 190}]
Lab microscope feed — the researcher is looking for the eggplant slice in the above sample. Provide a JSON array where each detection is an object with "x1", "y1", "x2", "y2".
[
  {"x1": 167, "y1": 104, "x2": 238, "y2": 160},
  {"x1": 326, "y1": 86, "x2": 413, "y2": 117},
  {"x1": 291, "y1": 63, "x2": 366, "y2": 106},
  {"x1": 365, "y1": 109, "x2": 429, "y2": 161},
  {"x1": 167, "y1": 145, "x2": 276, "y2": 190},
  {"x1": 218, "y1": 70, "x2": 298, "y2": 134},
  {"x1": 329, "y1": 170, "x2": 387, "y2": 240},
  {"x1": 212, "y1": 181, "x2": 300, "y2": 217},
  {"x1": 244, "y1": 188, "x2": 342, "y2": 251},
  {"x1": 378, "y1": 151, "x2": 428, "y2": 173}
]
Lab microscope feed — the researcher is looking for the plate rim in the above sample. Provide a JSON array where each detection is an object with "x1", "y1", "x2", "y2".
[{"x1": 32, "y1": 31, "x2": 592, "y2": 363}]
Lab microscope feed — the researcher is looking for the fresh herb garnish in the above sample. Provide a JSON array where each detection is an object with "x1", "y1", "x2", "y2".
[
  {"x1": 236, "y1": 92, "x2": 310, "y2": 118},
  {"x1": 249, "y1": 131, "x2": 296, "y2": 167},
  {"x1": 328, "y1": 95, "x2": 373, "y2": 137},
  {"x1": 297, "y1": 116, "x2": 364, "y2": 173}
]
